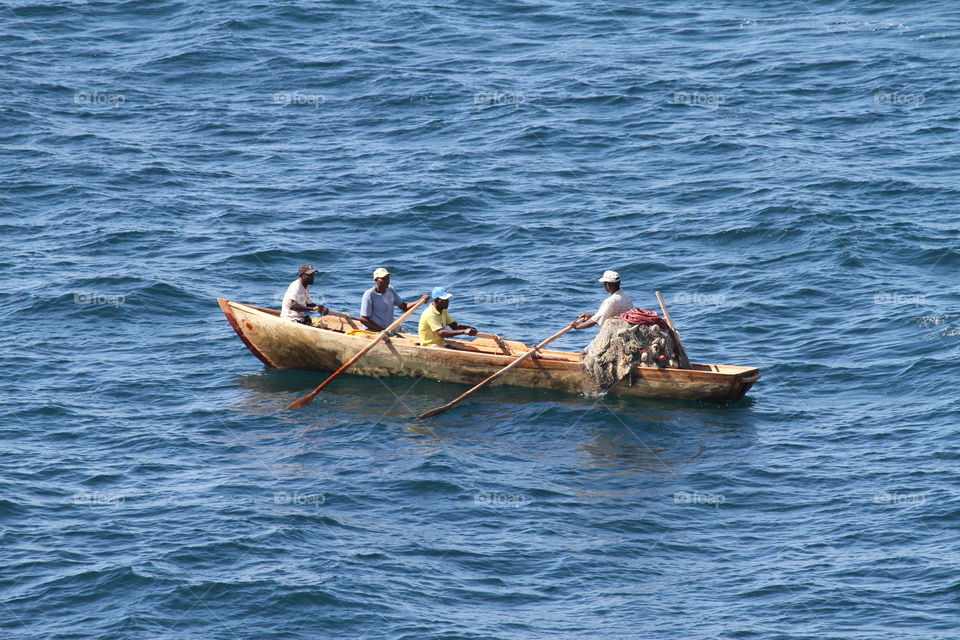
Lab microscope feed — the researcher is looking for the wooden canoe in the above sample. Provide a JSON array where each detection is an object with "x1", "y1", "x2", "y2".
[{"x1": 218, "y1": 298, "x2": 760, "y2": 403}]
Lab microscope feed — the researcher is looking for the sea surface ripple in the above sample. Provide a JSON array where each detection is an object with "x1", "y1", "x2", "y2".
[{"x1": 2, "y1": 1, "x2": 958, "y2": 638}]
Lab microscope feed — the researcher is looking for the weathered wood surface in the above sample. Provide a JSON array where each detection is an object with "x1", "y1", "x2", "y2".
[
  {"x1": 286, "y1": 296, "x2": 430, "y2": 409},
  {"x1": 418, "y1": 324, "x2": 575, "y2": 419},
  {"x1": 218, "y1": 299, "x2": 760, "y2": 403}
]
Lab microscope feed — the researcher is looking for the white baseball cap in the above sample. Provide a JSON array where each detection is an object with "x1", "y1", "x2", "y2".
[
  {"x1": 599, "y1": 270, "x2": 621, "y2": 283},
  {"x1": 431, "y1": 286, "x2": 453, "y2": 300},
  {"x1": 373, "y1": 267, "x2": 391, "y2": 279}
]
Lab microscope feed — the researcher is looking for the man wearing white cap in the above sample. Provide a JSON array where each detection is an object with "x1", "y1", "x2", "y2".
[
  {"x1": 418, "y1": 287, "x2": 478, "y2": 347},
  {"x1": 570, "y1": 270, "x2": 633, "y2": 332},
  {"x1": 359, "y1": 268, "x2": 419, "y2": 332}
]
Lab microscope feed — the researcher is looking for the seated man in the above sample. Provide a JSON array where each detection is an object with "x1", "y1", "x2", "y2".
[
  {"x1": 359, "y1": 267, "x2": 420, "y2": 332},
  {"x1": 281, "y1": 263, "x2": 329, "y2": 325},
  {"x1": 418, "y1": 287, "x2": 477, "y2": 347},
  {"x1": 569, "y1": 270, "x2": 633, "y2": 353}
]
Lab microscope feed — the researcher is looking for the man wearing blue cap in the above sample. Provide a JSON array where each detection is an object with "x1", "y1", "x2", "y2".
[{"x1": 418, "y1": 287, "x2": 478, "y2": 347}]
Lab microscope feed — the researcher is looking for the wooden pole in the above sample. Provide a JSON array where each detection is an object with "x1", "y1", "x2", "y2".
[
  {"x1": 473, "y1": 332, "x2": 513, "y2": 355},
  {"x1": 655, "y1": 290, "x2": 691, "y2": 369}
]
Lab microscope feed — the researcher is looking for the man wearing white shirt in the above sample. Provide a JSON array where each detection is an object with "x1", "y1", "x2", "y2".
[
  {"x1": 570, "y1": 269, "x2": 633, "y2": 335},
  {"x1": 281, "y1": 263, "x2": 329, "y2": 325}
]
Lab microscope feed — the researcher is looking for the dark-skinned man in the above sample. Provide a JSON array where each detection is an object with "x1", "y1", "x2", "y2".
[
  {"x1": 359, "y1": 268, "x2": 420, "y2": 332},
  {"x1": 569, "y1": 270, "x2": 633, "y2": 353},
  {"x1": 418, "y1": 287, "x2": 478, "y2": 347},
  {"x1": 281, "y1": 263, "x2": 329, "y2": 325}
]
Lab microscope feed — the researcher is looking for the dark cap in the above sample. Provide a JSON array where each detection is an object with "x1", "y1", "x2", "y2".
[{"x1": 298, "y1": 263, "x2": 318, "y2": 276}]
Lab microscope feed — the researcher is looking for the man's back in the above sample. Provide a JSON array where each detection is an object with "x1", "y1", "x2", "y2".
[{"x1": 592, "y1": 290, "x2": 633, "y2": 326}]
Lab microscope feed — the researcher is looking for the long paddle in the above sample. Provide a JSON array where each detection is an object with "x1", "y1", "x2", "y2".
[
  {"x1": 416, "y1": 324, "x2": 574, "y2": 420},
  {"x1": 655, "y1": 290, "x2": 691, "y2": 369},
  {"x1": 286, "y1": 295, "x2": 429, "y2": 409}
]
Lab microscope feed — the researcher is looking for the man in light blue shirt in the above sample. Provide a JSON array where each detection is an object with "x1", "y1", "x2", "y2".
[{"x1": 359, "y1": 268, "x2": 419, "y2": 331}]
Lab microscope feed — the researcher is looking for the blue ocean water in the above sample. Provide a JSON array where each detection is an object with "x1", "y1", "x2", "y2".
[{"x1": 2, "y1": 0, "x2": 959, "y2": 638}]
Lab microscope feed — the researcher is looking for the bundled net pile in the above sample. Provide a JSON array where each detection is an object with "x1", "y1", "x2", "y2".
[{"x1": 580, "y1": 315, "x2": 681, "y2": 395}]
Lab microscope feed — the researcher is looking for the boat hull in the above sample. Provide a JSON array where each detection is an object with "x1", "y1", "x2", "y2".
[{"x1": 218, "y1": 299, "x2": 760, "y2": 403}]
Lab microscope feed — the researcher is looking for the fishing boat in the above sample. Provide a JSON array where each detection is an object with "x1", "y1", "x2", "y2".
[{"x1": 218, "y1": 299, "x2": 760, "y2": 403}]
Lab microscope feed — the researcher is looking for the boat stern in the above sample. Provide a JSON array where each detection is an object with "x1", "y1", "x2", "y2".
[{"x1": 218, "y1": 298, "x2": 277, "y2": 368}]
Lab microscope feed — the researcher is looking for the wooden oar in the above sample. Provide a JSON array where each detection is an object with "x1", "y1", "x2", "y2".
[
  {"x1": 416, "y1": 324, "x2": 574, "y2": 420},
  {"x1": 286, "y1": 295, "x2": 429, "y2": 409},
  {"x1": 321, "y1": 310, "x2": 350, "y2": 319},
  {"x1": 473, "y1": 332, "x2": 513, "y2": 355},
  {"x1": 655, "y1": 290, "x2": 691, "y2": 369}
]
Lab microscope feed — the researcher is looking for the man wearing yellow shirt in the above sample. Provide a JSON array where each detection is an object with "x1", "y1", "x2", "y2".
[{"x1": 418, "y1": 287, "x2": 478, "y2": 347}]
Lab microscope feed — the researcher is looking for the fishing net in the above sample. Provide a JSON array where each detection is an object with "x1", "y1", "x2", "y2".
[{"x1": 580, "y1": 318, "x2": 681, "y2": 395}]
